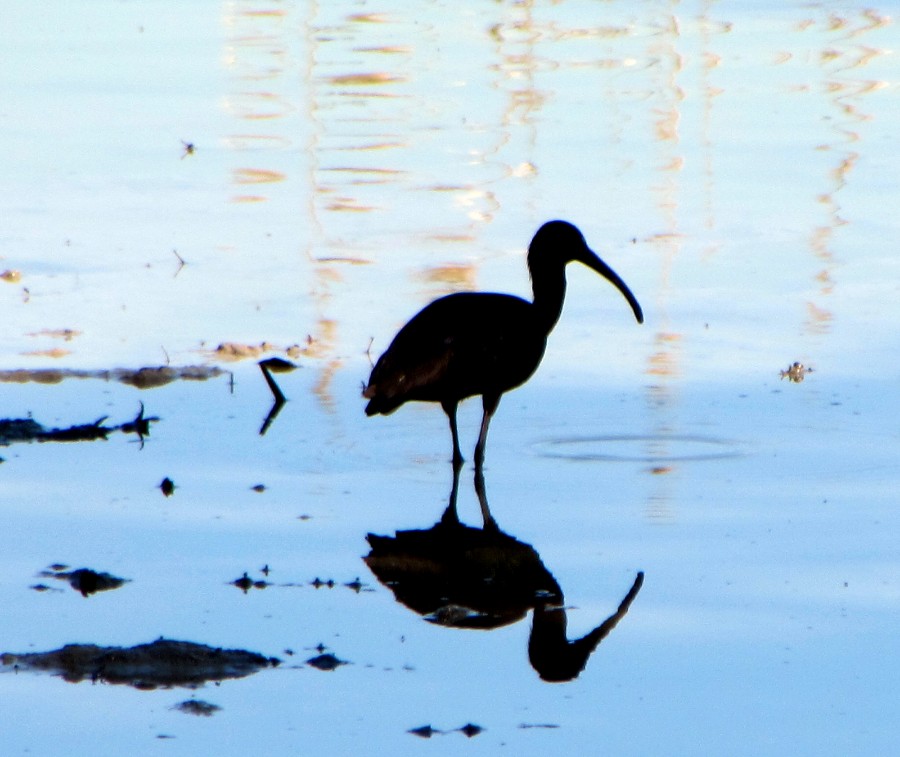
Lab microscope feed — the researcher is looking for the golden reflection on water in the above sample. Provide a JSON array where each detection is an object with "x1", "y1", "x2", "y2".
[
  {"x1": 232, "y1": 167, "x2": 286, "y2": 184},
  {"x1": 633, "y1": 6, "x2": 893, "y2": 515},
  {"x1": 416, "y1": 263, "x2": 479, "y2": 299},
  {"x1": 213, "y1": 3, "x2": 895, "y2": 504},
  {"x1": 222, "y1": 0, "x2": 296, "y2": 204},
  {"x1": 801, "y1": 8, "x2": 891, "y2": 338},
  {"x1": 639, "y1": 8, "x2": 691, "y2": 518}
]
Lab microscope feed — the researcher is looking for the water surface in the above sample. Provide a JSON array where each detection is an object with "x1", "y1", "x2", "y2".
[{"x1": 1, "y1": 2, "x2": 898, "y2": 755}]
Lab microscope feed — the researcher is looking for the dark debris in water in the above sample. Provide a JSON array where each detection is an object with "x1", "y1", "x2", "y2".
[
  {"x1": 409, "y1": 725, "x2": 440, "y2": 739},
  {"x1": 30, "y1": 583, "x2": 60, "y2": 593},
  {"x1": 344, "y1": 577, "x2": 368, "y2": 592},
  {"x1": 0, "y1": 404, "x2": 158, "y2": 449},
  {"x1": 38, "y1": 566, "x2": 128, "y2": 597},
  {"x1": 0, "y1": 638, "x2": 280, "y2": 689},
  {"x1": 160, "y1": 477, "x2": 176, "y2": 497},
  {"x1": 309, "y1": 576, "x2": 372, "y2": 592},
  {"x1": 306, "y1": 652, "x2": 348, "y2": 671},
  {"x1": 258, "y1": 356, "x2": 296, "y2": 373},
  {"x1": 231, "y1": 572, "x2": 270, "y2": 593},
  {"x1": 408, "y1": 723, "x2": 485, "y2": 739},
  {"x1": 229, "y1": 569, "x2": 365, "y2": 593},
  {"x1": 173, "y1": 699, "x2": 221, "y2": 717}
]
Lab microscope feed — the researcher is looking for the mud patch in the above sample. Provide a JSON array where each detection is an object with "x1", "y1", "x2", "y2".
[
  {"x1": 0, "y1": 365, "x2": 225, "y2": 388},
  {"x1": 1, "y1": 639, "x2": 280, "y2": 689},
  {"x1": 173, "y1": 699, "x2": 221, "y2": 717}
]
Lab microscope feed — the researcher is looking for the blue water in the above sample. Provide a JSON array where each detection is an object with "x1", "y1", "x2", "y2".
[{"x1": 1, "y1": 1, "x2": 898, "y2": 755}]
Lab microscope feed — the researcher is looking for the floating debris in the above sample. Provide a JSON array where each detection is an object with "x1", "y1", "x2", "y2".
[
  {"x1": 408, "y1": 723, "x2": 483, "y2": 738},
  {"x1": 780, "y1": 361, "x2": 813, "y2": 383},
  {"x1": 306, "y1": 653, "x2": 348, "y2": 671},
  {"x1": 1, "y1": 638, "x2": 279, "y2": 688},
  {"x1": 344, "y1": 577, "x2": 366, "y2": 593},
  {"x1": 181, "y1": 140, "x2": 196, "y2": 159},
  {"x1": 0, "y1": 417, "x2": 108, "y2": 445},
  {"x1": 0, "y1": 406, "x2": 158, "y2": 450},
  {"x1": 257, "y1": 359, "x2": 292, "y2": 426},
  {"x1": 160, "y1": 477, "x2": 176, "y2": 497},
  {"x1": 0, "y1": 419, "x2": 44, "y2": 445},
  {"x1": 173, "y1": 699, "x2": 220, "y2": 717},
  {"x1": 251, "y1": 483, "x2": 267, "y2": 493},
  {"x1": 231, "y1": 572, "x2": 269, "y2": 593},
  {"x1": 119, "y1": 403, "x2": 157, "y2": 447},
  {"x1": 258, "y1": 357, "x2": 296, "y2": 373},
  {"x1": 408, "y1": 725, "x2": 440, "y2": 739},
  {"x1": 38, "y1": 566, "x2": 128, "y2": 597},
  {"x1": 29, "y1": 583, "x2": 59, "y2": 593}
]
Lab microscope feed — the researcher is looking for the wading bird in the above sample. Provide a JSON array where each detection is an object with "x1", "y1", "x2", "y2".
[{"x1": 363, "y1": 220, "x2": 643, "y2": 466}]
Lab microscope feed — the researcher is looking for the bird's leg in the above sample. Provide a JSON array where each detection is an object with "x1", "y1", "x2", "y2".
[
  {"x1": 473, "y1": 464, "x2": 498, "y2": 531},
  {"x1": 439, "y1": 456, "x2": 463, "y2": 526},
  {"x1": 441, "y1": 399, "x2": 464, "y2": 467},
  {"x1": 474, "y1": 394, "x2": 500, "y2": 469}
]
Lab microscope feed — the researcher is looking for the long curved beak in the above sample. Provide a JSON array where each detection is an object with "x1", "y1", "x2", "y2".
[{"x1": 581, "y1": 249, "x2": 644, "y2": 324}]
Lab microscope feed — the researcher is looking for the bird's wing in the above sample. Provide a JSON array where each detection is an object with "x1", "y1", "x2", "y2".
[
  {"x1": 365, "y1": 315, "x2": 457, "y2": 402},
  {"x1": 365, "y1": 293, "x2": 535, "y2": 410}
]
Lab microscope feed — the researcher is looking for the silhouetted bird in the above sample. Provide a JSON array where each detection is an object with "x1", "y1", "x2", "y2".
[{"x1": 363, "y1": 220, "x2": 643, "y2": 466}]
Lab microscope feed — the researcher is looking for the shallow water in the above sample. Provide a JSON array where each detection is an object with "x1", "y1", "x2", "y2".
[{"x1": 1, "y1": 1, "x2": 898, "y2": 754}]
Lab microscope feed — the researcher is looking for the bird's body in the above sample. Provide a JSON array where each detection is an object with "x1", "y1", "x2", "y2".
[
  {"x1": 364, "y1": 292, "x2": 546, "y2": 413},
  {"x1": 364, "y1": 220, "x2": 643, "y2": 466}
]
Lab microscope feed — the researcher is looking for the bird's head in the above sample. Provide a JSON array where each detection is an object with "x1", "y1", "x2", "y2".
[{"x1": 529, "y1": 220, "x2": 644, "y2": 324}]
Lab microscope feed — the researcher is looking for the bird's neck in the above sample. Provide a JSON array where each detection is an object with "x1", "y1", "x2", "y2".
[{"x1": 530, "y1": 264, "x2": 567, "y2": 333}]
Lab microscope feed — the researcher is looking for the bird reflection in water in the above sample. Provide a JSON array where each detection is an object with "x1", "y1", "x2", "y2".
[{"x1": 363, "y1": 464, "x2": 644, "y2": 682}]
